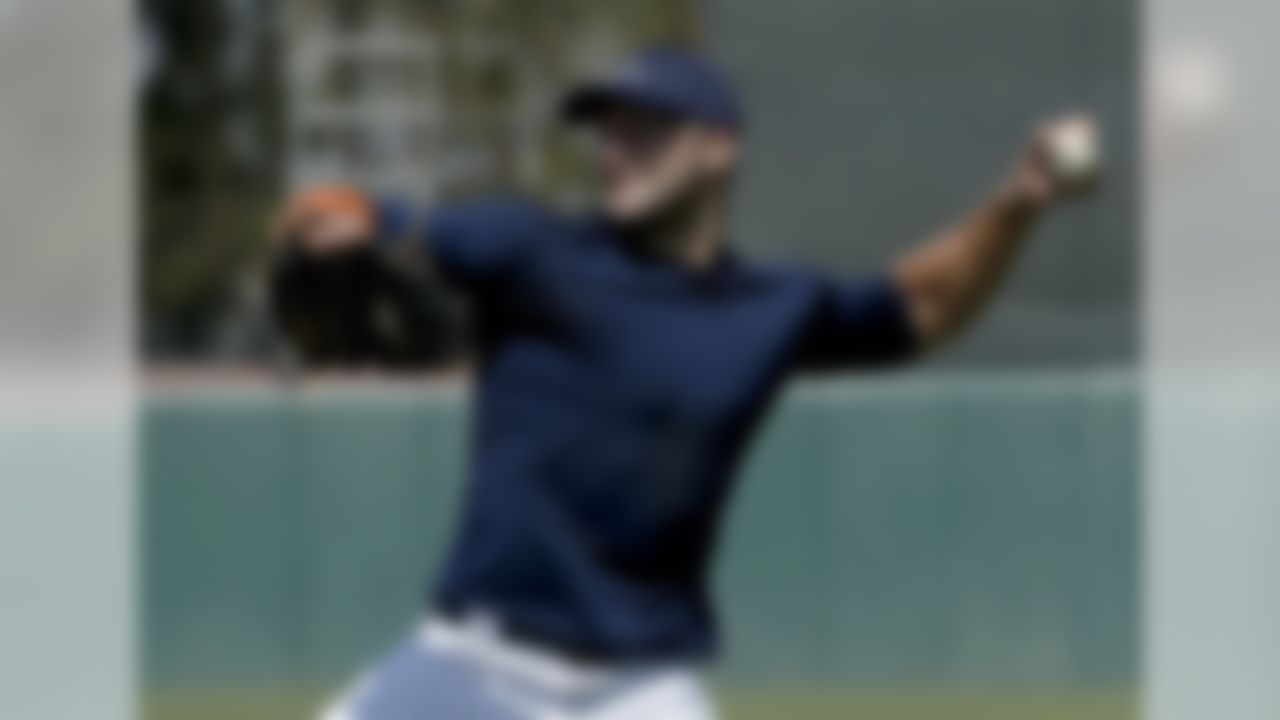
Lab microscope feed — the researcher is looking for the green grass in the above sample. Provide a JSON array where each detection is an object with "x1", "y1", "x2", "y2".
[{"x1": 146, "y1": 687, "x2": 1135, "y2": 720}]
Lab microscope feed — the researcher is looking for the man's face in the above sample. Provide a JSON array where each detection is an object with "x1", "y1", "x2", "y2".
[{"x1": 591, "y1": 104, "x2": 740, "y2": 226}]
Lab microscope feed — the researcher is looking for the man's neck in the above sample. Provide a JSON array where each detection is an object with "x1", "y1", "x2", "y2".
[{"x1": 630, "y1": 191, "x2": 728, "y2": 271}]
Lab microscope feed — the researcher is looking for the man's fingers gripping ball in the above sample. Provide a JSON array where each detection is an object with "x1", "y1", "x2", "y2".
[
  {"x1": 1011, "y1": 114, "x2": 1103, "y2": 209},
  {"x1": 1042, "y1": 114, "x2": 1103, "y2": 193}
]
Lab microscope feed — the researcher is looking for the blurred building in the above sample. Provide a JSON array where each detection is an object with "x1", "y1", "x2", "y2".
[
  {"x1": 144, "y1": 0, "x2": 1136, "y2": 369},
  {"x1": 145, "y1": 0, "x2": 697, "y2": 362},
  {"x1": 280, "y1": 1, "x2": 553, "y2": 203}
]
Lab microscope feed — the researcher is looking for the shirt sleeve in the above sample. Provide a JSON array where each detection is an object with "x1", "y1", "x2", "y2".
[
  {"x1": 797, "y1": 273, "x2": 919, "y2": 370},
  {"x1": 418, "y1": 198, "x2": 546, "y2": 291}
]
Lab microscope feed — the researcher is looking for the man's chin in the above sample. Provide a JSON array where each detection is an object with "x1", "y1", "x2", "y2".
[
  {"x1": 601, "y1": 194, "x2": 691, "y2": 231},
  {"x1": 600, "y1": 206, "x2": 662, "y2": 231}
]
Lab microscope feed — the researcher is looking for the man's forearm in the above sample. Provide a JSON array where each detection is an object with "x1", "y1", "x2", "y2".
[
  {"x1": 892, "y1": 188, "x2": 1043, "y2": 349},
  {"x1": 889, "y1": 115, "x2": 1101, "y2": 351}
]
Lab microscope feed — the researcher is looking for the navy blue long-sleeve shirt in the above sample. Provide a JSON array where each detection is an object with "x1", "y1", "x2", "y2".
[{"x1": 410, "y1": 198, "x2": 916, "y2": 662}]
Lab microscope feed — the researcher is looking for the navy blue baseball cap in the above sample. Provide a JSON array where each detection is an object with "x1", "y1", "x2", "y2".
[{"x1": 563, "y1": 47, "x2": 742, "y2": 130}]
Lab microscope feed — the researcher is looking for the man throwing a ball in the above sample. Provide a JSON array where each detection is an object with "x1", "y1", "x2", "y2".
[{"x1": 273, "y1": 47, "x2": 1100, "y2": 720}]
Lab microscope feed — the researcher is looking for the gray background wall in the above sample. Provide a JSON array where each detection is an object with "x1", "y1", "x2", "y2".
[{"x1": 707, "y1": 0, "x2": 1138, "y2": 368}]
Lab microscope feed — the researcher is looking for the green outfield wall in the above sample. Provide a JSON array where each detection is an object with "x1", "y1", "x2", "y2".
[{"x1": 144, "y1": 372, "x2": 1137, "y2": 690}]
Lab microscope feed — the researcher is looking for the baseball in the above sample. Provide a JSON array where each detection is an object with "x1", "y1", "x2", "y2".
[{"x1": 1045, "y1": 115, "x2": 1102, "y2": 188}]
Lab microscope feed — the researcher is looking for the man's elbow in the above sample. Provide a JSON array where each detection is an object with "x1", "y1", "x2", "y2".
[{"x1": 892, "y1": 267, "x2": 970, "y2": 354}]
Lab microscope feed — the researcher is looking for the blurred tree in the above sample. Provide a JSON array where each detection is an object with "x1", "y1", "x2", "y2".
[{"x1": 142, "y1": 0, "x2": 284, "y2": 358}]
